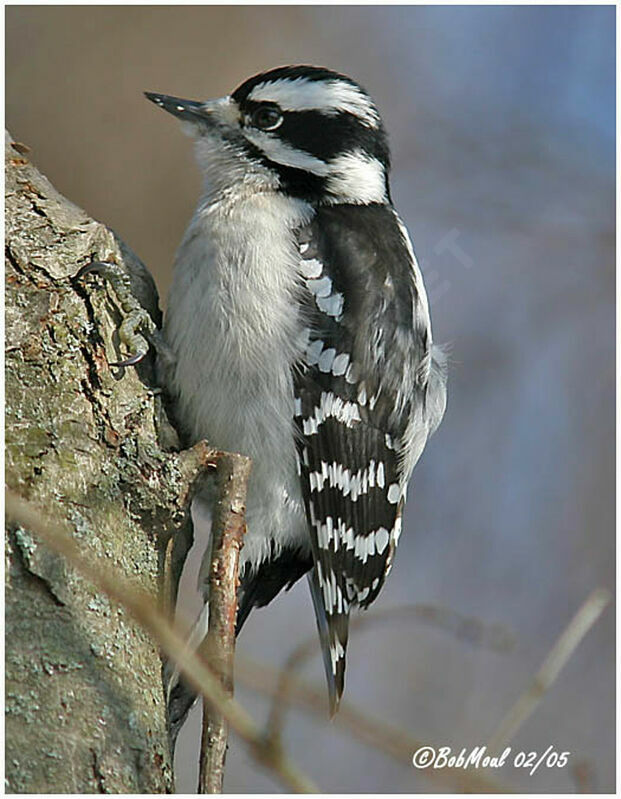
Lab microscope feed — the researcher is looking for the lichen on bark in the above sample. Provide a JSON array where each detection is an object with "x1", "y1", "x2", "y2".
[{"x1": 5, "y1": 132, "x2": 199, "y2": 793}]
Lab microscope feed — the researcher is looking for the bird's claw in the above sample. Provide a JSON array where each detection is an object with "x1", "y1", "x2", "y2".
[
  {"x1": 109, "y1": 350, "x2": 147, "y2": 368},
  {"x1": 77, "y1": 260, "x2": 157, "y2": 369},
  {"x1": 75, "y1": 260, "x2": 114, "y2": 280}
]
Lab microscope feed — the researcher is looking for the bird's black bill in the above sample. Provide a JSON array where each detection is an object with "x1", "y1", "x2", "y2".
[{"x1": 144, "y1": 92, "x2": 206, "y2": 122}]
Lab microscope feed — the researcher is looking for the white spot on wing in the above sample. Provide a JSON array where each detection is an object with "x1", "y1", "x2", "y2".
[
  {"x1": 375, "y1": 527, "x2": 389, "y2": 554},
  {"x1": 307, "y1": 275, "x2": 332, "y2": 297},
  {"x1": 387, "y1": 483, "x2": 401, "y2": 504},
  {"x1": 345, "y1": 363, "x2": 358, "y2": 384},
  {"x1": 332, "y1": 352, "x2": 350, "y2": 376},
  {"x1": 300, "y1": 257, "x2": 323, "y2": 278},
  {"x1": 316, "y1": 291, "x2": 344, "y2": 319},
  {"x1": 318, "y1": 347, "x2": 336, "y2": 373},
  {"x1": 376, "y1": 461, "x2": 385, "y2": 488},
  {"x1": 306, "y1": 339, "x2": 324, "y2": 365},
  {"x1": 393, "y1": 514, "x2": 402, "y2": 544}
]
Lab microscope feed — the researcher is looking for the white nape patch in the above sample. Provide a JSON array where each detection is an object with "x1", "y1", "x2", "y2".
[
  {"x1": 248, "y1": 77, "x2": 380, "y2": 128},
  {"x1": 387, "y1": 483, "x2": 401, "y2": 504},
  {"x1": 326, "y1": 151, "x2": 387, "y2": 204},
  {"x1": 307, "y1": 275, "x2": 332, "y2": 298},
  {"x1": 300, "y1": 257, "x2": 323, "y2": 278},
  {"x1": 316, "y1": 291, "x2": 344, "y2": 319},
  {"x1": 318, "y1": 347, "x2": 336, "y2": 373},
  {"x1": 331, "y1": 352, "x2": 350, "y2": 377}
]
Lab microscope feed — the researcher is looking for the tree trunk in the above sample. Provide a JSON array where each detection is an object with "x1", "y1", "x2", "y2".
[{"x1": 5, "y1": 132, "x2": 197, "y2": 792}]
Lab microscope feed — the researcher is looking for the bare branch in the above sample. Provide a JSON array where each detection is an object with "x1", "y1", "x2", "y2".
[
  {"x1": 486, "y1": 587, "x2": 610, "y2": 754},
  {"x1": 237, "y1": 656, "x2": 511, "y2": 793},
  {"x1": 199, "y1": 451, "x2": 252, "y2": 794},
  {"x1": 5, "y1": 489, "x2": 318, "y2": 794},
  {"x1": 265, "y1": 602, "x2": 514, "y2": 744}
]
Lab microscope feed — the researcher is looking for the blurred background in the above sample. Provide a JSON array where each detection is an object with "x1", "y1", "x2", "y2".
[{"x1": 6, "y1": 5, "x2": 615, "y2": 793}]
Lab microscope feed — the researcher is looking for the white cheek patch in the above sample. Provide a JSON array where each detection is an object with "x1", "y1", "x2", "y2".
[
  {"x1": 247, "y1": 77, "x2": 380, "y2": 128},
  {"x1": 243, "y1": 131, "x2": 387, "y2": 205},
  {"x1": 242, "y1": 128, "x2": 329, "y2": 174},
  {"x1": 326, "y1": 151, "x2": 387, "y2": 204}
]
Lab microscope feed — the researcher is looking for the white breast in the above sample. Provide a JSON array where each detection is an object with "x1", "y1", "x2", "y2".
[{"x1": 164, "y1": 190, "x2": 315, "y2": 569}]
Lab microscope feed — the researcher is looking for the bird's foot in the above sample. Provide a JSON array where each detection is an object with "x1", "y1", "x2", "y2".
[{"x1": 76, "y1": 260, "x2": 157, "y2": 368}]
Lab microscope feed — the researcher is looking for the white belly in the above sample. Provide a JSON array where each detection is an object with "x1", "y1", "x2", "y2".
[{"x1": 163, "y1": 191, "x2": 315, "y2": 569}]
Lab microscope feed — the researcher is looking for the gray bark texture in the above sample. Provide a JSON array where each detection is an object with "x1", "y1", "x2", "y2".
[{"x1": 5, "y1": 132, "x2": 199, "y2": 792}]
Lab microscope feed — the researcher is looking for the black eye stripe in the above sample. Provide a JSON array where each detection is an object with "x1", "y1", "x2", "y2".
[
  {"x1": 274, "y1": 110, "x2": 389, "y2": 165},
  {"x1": 241, "y1": 101, "x2": 388, "y2": 162}
]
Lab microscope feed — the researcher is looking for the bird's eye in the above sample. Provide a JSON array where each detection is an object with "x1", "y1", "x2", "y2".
[{"x1": 251, "y1": 105, "x2": 283, "y2": 131}]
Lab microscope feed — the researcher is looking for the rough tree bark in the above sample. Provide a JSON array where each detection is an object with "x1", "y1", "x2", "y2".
[{"x1": 4, "y1": 132, "x2": 202, "y2": 792}]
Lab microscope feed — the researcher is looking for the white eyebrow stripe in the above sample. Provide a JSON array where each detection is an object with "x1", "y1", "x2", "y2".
[{"x1": 247, "y1": 77, "x2": 380, "y2": 127}]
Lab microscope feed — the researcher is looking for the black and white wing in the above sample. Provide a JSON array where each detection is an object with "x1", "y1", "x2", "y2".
[{"x1": 293, "y1": 204, "x2": 445, "y2": 711}]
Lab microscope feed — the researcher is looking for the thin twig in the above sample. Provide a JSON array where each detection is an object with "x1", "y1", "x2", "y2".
[
  {"x1": 265, "y1": 602, "x2": 514, "y2": 744},
  {"x1": 236, "y1": 656, "x2": 510, "y2": 793},
  {"x1": 486, "y1": 587, "x2": 610, "y2": 755},
  {"x1": 199, "y1": 452, "x2": 251, "y2": 794},
  {"x1": 5, "y1": 489, "x2": 318, "y2": 794}
]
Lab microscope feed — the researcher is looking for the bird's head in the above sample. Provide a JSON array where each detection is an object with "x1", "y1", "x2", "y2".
[{"x1": 146, "y1": 65, "x2": 391, "y2": 205}]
